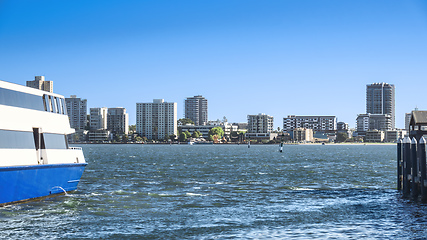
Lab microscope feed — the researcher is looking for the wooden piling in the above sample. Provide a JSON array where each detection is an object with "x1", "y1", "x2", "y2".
[
  {"x1": 397, "y1": 138, "x2": 402, "y2": 190},
  {"x1": 403, "y1": 136, "x2": 411, "y2": 196},
  {"x1": 412, "y1": 137, "x2": 419, "y2": 198},
  {"x1": 420, "y1": 137, "x2": 427, "y2": 201}
]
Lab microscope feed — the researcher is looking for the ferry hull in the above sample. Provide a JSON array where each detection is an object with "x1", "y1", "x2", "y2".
[{"x1": 0, "y1": 163, "x2": 87, "y2": 205}]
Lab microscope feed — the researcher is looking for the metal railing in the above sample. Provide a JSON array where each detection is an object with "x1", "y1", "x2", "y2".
[{"x1": 68, "y1": 147, "x2": 82, "y2": 150}]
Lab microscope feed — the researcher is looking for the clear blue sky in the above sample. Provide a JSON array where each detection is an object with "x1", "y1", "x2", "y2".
[{"x1": 1, "y1": 0, "x2": 427, "y2": 129}]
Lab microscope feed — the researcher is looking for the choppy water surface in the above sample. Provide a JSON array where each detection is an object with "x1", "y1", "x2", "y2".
[{"x1": 1, "y1": 144, "x2": 427, "y2": 239}]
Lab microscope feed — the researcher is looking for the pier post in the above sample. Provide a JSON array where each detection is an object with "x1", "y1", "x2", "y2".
[
  {"x1": 397, "y1": 138, "x2": 402, "y2": 190},
  {"x1": 411, "y1": 137, "x2": 419, "y2": 198},
  {"x1": 420, "y1": 137, "x2": 427, "y2": 201},
  {"x1": 403, "y1": 136, "x2": 411, "y2": 196}
]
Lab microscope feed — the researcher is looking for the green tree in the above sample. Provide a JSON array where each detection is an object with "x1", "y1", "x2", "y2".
[
  {"x1": 178, "y1": 118, "x2": 194, "y2": 126},
  {"x1": 179, "y1": 132, "x2": 187, "y2": 142},
  {"x1": 208, "y1": 127, "x2": 224, "y2": 141},
  {"x1": 184, "y1": 131, "x2": 191, "y2": 138},
  {"x1": 135, "y1": 136, "x2": 143, "y2": 142},
  {"x1": 122, "y1": 134, "x2": 129, "y2": 143},
  {"x1": 192, "y1": 131, "x2": 201, "y2": 138},
  {"x1": 169, "y1": 134, "x2": 176, "y2": 141},
  {"x1": 164, "y1": 133, "x2": 169, "y2": 142},
  {"x1": 114, "y1": 134, "x2": 121, "y2": 142},
  {"x1": 336, "y1": 132, "x2": 348, "y2": 143},
  {"x1": 129, "y1": 125, "x2": 136, "y2": 133}
]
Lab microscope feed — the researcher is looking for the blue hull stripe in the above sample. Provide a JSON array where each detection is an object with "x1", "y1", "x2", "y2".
[{"x1": 0, "y1": 163, "x2": 87, "y2": 205}]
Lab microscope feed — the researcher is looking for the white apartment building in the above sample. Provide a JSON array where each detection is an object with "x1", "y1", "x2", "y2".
[
  {"x1": 283, "y1": 115, "x2": 337, "y2": 132},
  {"x1": 65, "y1": 95, "x2": 87, "y2": 131},
  {"x1": 26, "y1": 76, "x2": 53, "y2": 93},
  {"x1": 247, "y1": 113, "x2": 274, "y2": 133},
  {"x1": 107, "y1": 107, "x2": 129, "y2": 135},
  {"x1": 136, "y1": 99, "x2": 177, "y2": 140},
  {"x1": 90, "y1": 107, "x2": 108, "y2": 130}
]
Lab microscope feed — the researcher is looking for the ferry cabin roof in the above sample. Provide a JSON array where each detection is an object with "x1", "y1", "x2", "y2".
[{"x1": 0, "y1": 79, "x2": 74, "y2": 135}]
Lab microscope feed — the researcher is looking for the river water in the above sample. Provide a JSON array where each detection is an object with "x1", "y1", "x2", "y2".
[{"x1": 1, "y1": 144, "x2": 427, "y2": 239}]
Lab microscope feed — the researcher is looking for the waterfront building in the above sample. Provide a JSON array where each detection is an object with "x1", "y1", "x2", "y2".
[
  {"x1": 185, "y1": 95, "x2": 208, "y2": 126},
  {"x1": 293, "y1": 128, "x2": 314, "y2": 142},
  {"x1": 283, "y1": 115, "x2": 337, "y2": 132},
  {"x1": 181, "y1": 122, "x2": 233, "y2": 139},
  {"x1": 65, "y1": 95, "x2": 87, "y2": 131},
  {"x1": 356, "y1": 113, "x2": 392, "y2": 135},
  {"x1": 232, "y1": 122, "x2": 248, "y2": 131},
  {"x1": 337, "y1": 122, "x2": 349, "y2": 131},
  {"x1": 385, "y1": 129, "x2": 407, "y2": 143},
  {"x1": 366, "y1": 82, "x2": 395, "y2": 129},
  {"x1": 107, "y1": 107, "x2": 129, "y2": 135},
  {"x1": 247, "y1": 113, "x2": 274, "y2": 133},
  {"x1": 88, "y1": 129, "x2": 110, "y2": 142},
  {"x1": 90, "y1": 107, "x2": 108, "y2": 130},
  {"x1": 245, "y1": 133, "x2": 278, "y2": 142},
  {"x1": 136, "y1": 99, "x2": 177, "y2": 140},
  {"x1": 26, "y1": 76, "x2": 53, "y2": 93},
  {"x1": 365, "y1": 130, "x2": 385, "y2": 142}
]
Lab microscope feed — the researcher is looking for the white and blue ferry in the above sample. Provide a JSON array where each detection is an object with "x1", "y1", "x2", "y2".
[{"x1": 0, "y1": 80, "x2": 87, "y2": 206}]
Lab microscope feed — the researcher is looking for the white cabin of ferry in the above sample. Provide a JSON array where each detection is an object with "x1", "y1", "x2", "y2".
[{"x1": 0, "y1": 80, "x2": 85, "y2": 167}]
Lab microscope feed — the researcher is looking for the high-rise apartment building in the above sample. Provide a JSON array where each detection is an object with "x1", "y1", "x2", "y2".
[
  {"x1": 107, "y1": 108, "x2": 129, "y2": 135},
  {"x1": 366, "y1": 83, "x2": 395, "y2": 129},
  {"x1": 247, "y1": 113, "x2": 274, "y2": 133},
  {"x1": 65, "y1": 95, "x2": 87, "y2": 131},
  {"x1": 283, "y1": 115, "x2": 337, "y2": 132},
  {"x1": 185, "y1": 95, "x2": 208, "y2": 126},
  {"x1": 90, "y1": 107, "x2": 108, "y2": 130},
  {"x1": 26, "y1": 76, "x2": 53, "y2": 93},
  {"x1": 136, "y1": 99, "x2": 177, "y2": 140}
]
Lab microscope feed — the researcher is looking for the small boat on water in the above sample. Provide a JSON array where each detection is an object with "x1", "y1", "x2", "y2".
[{"x1": 0, "y1": 80, "x2": 87, "y2": 206}]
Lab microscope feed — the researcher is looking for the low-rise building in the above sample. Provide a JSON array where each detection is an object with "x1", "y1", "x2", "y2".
[
  {"x1": 385, "y1": 129, "x2": 407, "y2": 143},
  {"x1": 293, "y1": 128, "x2": 313, "y2": 142},
  {"x1": 181, "y1": 122, "x2": 233, "y2": 139},
  {"x1": 365, "y1": 130, "x2": 385, "y2": 142},
  {"x1": 283, "y1": 115, "x2": 337, "y2": 133},
  {"x1": 356, "y1": 113, "x2": 392, "y2": 136},
  {"x1": 88, "y1": 129, "x2": 111, "y2": 142},
  {"x1": 245, "y1": 132, "x2": 278, "y2": 142}
]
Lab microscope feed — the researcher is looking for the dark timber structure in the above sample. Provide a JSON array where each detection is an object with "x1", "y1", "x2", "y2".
[
  {"x1": 398, "y1": 111, "x2": 427, "y2": 200},
  {"x1": 409, "y1": 111, "x2": 427, "y2": 141}
]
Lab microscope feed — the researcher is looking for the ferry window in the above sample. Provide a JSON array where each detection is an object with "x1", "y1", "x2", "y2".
[
  {"x1": 43, "y1": 133, "x2": 67, "y2": 149},
  {"x1": 42, "y1": 95, "x2": 47, "y2": 111},
  {"x1": 56, "y1": 97, "x2": 62, "y2": 114},
  {"x1": 61, "y1": 98, "x2": 67, "y2": 115},
  {"x1": 48, "y1": 96, "x2": 53, "y2": 112},
  {"x1": 52, "y1": 97, "x2": 57, "y2": 113},
  {"x1": 0, "y1": 130, "x2": 34, "y2": 149},
  {"x1": 0, "y1": 87, "x2": 44, "y2": 111}
]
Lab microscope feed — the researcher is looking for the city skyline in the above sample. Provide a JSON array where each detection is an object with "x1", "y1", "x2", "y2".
[{"x1": 1, "y1": 1, "x2": 427, "y2": 129}]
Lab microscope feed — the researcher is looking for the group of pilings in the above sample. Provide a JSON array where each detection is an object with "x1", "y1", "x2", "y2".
[{"x1": 397, "y1": 136, "x2": 427, "y2": 200}]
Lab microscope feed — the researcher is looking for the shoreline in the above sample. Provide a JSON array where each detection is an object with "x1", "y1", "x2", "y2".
[{"x1": 70, "y1": 142, "x2": 396, "y2": 145}]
